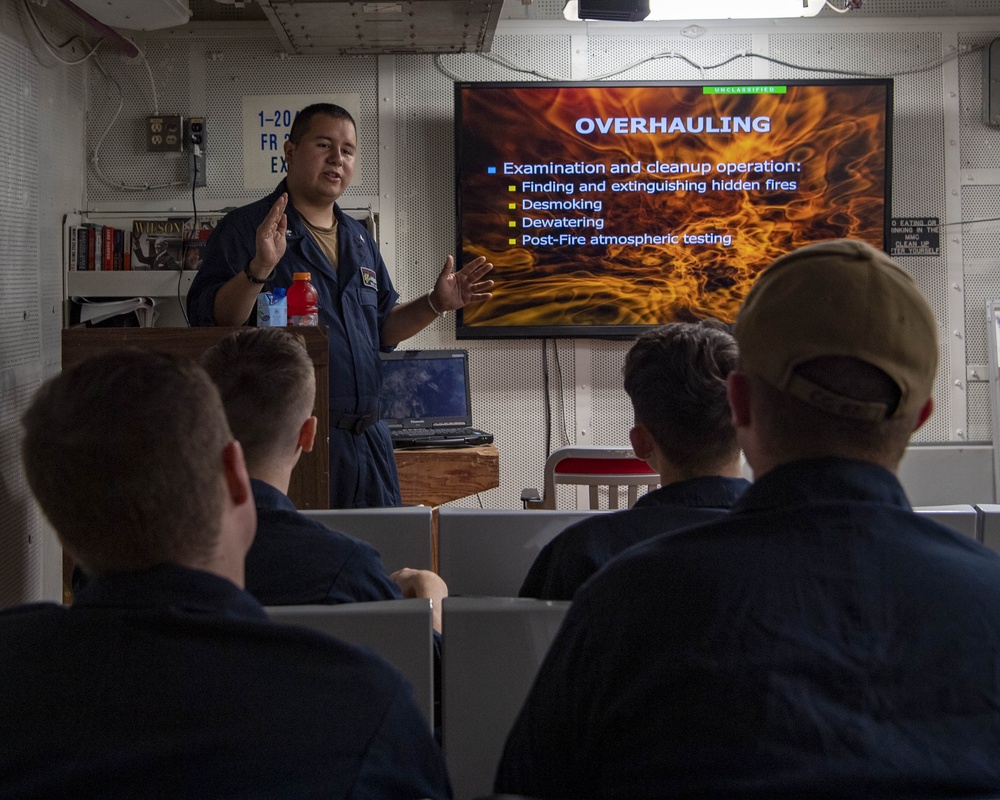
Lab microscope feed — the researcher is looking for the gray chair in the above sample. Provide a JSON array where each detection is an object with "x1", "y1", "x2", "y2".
[
  {"x1": 437, "y1": 508, "x2": 602, "y2": 596},
  {"x1": 975, "y1": 504, "x2": 1000, "y2": 554},
  {"x1": 441, "y1": 597, "x2": 571, "y2": 800},
  {"x1": 266, "y1": 599, "x2": 435, "y2": 729},
  {"x1": 300, "y1": 506, "x2": 434, "y2": 572},
  {"x1": 898, "y1": 444, "x2": 995, "y2": 506},
  {"x1": 914, "y1": 504, "x2": 981, "y2": 540}
]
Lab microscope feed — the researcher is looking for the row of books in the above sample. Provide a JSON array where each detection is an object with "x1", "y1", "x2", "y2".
[{"x1": 68, "y1": 217, "x2": 219, "y2": 272}]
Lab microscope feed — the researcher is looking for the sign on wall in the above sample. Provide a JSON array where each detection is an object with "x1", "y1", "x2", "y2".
[
  {"x1": 242, "y1": 94, "x2": 362, "y2": 191},
  {"x1": 889, "y1": 217, "x2": 940, "y2": 257}
]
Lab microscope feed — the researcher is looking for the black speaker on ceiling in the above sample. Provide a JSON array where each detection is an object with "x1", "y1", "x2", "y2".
[{"x1": 577, "y1": 0, "x2": 650, "y2": 21}]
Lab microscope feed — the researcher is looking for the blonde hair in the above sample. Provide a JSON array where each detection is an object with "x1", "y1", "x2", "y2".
[{"x1": 200, "y1": 328, "x2": 316, "y2": 474}]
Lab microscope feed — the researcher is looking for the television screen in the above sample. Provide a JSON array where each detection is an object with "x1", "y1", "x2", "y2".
[{"x1": 454, "y1": 79, "x2": 893, "y2": 339}]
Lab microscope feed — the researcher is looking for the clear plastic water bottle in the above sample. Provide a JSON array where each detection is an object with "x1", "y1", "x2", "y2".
[
  {"x1": 256, "y1": 286, "x2": 287, "y2": 327},
  {"x1": 287, "y1": 272, "x2": 319, "y2": 326}
]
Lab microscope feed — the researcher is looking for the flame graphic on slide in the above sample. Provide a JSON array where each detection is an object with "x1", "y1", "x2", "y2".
[{"x1": 458, "y1": 83, "x2": 888, "y2": 329}]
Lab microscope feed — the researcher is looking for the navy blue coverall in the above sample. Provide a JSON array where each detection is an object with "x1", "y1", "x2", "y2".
[{"x1": 187, "y1": 181, "x2": 402, "y2": 508}]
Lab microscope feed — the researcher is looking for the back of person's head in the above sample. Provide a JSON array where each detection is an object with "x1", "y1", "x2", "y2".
[
  {"x1": 623, "y1": 320, "x2": 740, "y2": 473},
  {"x1": 21, "y1": 350, "x2": 233, "y2": 576},
  {"x1": 733, "y1": 238, "x2": 938, "y2": 466},
  {"x1": 200, "y1": 327, "x2": 316, "y2": 474},
  {"x1": 288, "y1": 103, "x2": 356, "y2": 144}
]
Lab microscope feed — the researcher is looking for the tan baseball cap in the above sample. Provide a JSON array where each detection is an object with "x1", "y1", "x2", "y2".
[{"x1": 733, "y1": 239, "x2": 938, "y2": 421}]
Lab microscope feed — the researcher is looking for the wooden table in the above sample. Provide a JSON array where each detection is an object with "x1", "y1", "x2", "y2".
[{"x1": 394, "y1": 444, "x2": 499, "y2": 507}]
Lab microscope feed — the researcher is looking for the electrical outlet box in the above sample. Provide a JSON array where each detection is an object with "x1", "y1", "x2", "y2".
[
  {"x1": 186, "y1": 116, "x2": 207, "y2": 187},
  {"x1": 146, "y1": 115, "x2": 183, "y2": 152}
]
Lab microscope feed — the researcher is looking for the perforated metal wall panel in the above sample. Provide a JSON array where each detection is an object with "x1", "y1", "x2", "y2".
[
  {"x1": 960, "y1": 29, "x2": 1000, "y2": 444},
  {"x1": 0, "y1": 0, "x2": 84, "y2": 606},
  {"x1": 0, "y1": 16, "x2": 41, "y2": 608}
]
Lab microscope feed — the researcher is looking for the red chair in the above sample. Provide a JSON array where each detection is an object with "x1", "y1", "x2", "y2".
[{"x1": 522, "y1": 446, "x2": 660, "y2": 510}]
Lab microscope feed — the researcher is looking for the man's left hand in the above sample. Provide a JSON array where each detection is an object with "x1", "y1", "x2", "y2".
[{"x1": 429, "y1": 255, "x2": 494, "y2": 312}]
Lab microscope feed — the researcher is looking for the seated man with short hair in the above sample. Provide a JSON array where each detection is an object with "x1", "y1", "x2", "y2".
[
  {"x1": 3, "y1": 349, "x2": 450, "y2": 799},
  {"x1": 200, "y1": 327, "x2": 447, "y2": 630},
  {"x1": 519, "y1": 320, "x2": 750, "y2": 600},
  {"x1": 496, "y1": 239, "x2": 1000, "y2": 798}
]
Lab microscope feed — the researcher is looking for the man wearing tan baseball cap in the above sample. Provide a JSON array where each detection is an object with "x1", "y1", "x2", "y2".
[{"x1": 496, "y1": 239, "x2": 1000, "y2": 799}]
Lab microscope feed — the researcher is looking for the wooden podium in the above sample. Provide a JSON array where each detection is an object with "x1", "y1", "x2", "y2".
[{"x1": 60, "y1": 326, "x2": 330, "y2": 509}]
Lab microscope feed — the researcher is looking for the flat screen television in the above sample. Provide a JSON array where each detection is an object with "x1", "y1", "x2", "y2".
[{"x1": 454, "y1": 79, "x2": 893, "y2": 339}]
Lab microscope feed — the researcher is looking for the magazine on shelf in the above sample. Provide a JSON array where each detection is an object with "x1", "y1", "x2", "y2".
[{"x1": 130, "y1": 217, "x2": 219, "y2": 271}]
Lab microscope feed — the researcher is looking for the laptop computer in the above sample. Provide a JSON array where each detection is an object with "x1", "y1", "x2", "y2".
[{"x1": 379, "y1": 349, "x2": 495, "y2": 449}]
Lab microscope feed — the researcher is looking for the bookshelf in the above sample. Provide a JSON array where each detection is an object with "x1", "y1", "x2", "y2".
[
  {"x1": 63, "y1": 211, "x2": 220, "y2": 327},
  {"x1": 63, "y1": 207, "x2": 377, "y2": 326}
]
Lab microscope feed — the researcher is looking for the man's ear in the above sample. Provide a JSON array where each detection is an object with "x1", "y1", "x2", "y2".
[
  {"x1": 629, "y1": 423, "x2": 655, "y2": 461},
  {"x1": 283, "y1": 137, "x2": 295, "y2": 166},
  {"x1": 298, "y1": 415, "x2": 318, "y2": 453},
  {"x1": 727, "y1": 371, "x2": 752, "y2": 430},
  {"x1": 221, "y1": 440, "x2": 252, "y2": 508},
  {"x1": 913, "y1": 397, "x2": 934, "y2": 433}
]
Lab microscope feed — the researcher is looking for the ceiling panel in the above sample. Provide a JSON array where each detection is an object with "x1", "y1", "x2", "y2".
[{"x1": 258, "y1": 0, "x2": 503, "y2": 54}]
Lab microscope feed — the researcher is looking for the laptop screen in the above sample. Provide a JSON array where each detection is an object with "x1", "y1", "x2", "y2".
[{"x1": 379, "y1": 350, "x2": 472, "y2": 429}]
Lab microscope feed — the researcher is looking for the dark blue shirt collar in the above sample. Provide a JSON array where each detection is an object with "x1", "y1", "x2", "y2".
[
  {"x1": 250, "y1": 477, "x2": 297, "y2": 513},
  {"x1": 734, "y1": 457, "x2": 912, "y2": 513},
  {"x1": 73, "y1": 563, "x2": 267, "y2": 622},
  {"x1": 634, "y1": 475, "x2": 751, "y2": 511}
]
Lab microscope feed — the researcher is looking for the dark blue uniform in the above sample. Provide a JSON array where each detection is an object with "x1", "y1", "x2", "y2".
[
  {"x1": 518, "y1": 475, "x2": 750, "y2": 600},
  {"x1": 246, "y1": 479, "x2": 404, "y2": 605},
  {"x1": 0, "y1": 564, "x2": 451, "y2": 800},
  {"x1": 497, "y1": 459, "x2": 1000, "y2": 799},
  {"x1": 187, "y1": 182, "x2": 401, "y2": 508},
  {"x1": 245, "y1": 479, "x2": 444, "y2": 735}
]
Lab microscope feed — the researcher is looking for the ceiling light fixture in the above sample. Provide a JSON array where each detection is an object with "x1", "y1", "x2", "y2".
[{"x1": 564, "y1": 0, "x2": 825, "y2": 21}]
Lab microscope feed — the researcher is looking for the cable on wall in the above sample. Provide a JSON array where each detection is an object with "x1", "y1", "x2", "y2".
[
  {"x1": 90, "y1": 56, "x2": 186, "y2": 191},
  {"x1": 49, "y1": 0, "x2": 139, "y2": 57},
  {"x1": 540, "y1": 338, "x2": 573, "y2": 458},
  {"x1": 22, "y1": 0, "x2": 179, "y2": 192},
  {"x1": 20, "y1": 0, "x2": 104, "y2": 65},
  {"x1": 177, "y1": 152, "x2": 200, "y2": 326},
  {"x1": 542, "y1": 338, "x2": 554, "y2": 458},
  {"x1": 435, "y1": 42, "x2": 980, "y2": 84}
]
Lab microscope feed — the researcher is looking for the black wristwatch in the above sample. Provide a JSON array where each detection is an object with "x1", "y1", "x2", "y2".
[{"x1": 244, "y1": 262, "x2": 269, "y2": 285}]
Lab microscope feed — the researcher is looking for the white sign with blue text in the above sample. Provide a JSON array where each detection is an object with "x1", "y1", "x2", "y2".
[{"x1": 242, "y1": 94, "x2": 362, "y2": 190}]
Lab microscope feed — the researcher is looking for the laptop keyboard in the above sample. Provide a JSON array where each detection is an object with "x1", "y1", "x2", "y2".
[{"x1": 391, "y1": 427, "x2": 481, "y2": 439}]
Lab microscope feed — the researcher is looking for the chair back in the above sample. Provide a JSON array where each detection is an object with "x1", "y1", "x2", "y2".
[
  {"x1": 300, "y1": 506, "x2": 434, "y2": 572},
  {"x1": 437, "y1": 508, "x2": 600, "y2": 596},
  {"x1": 977, "y1": 504, "x2": 1000, "y2": 554},
  {"x1": 914, "y1": 504, "x2": 981, "y2": 540},
  {"x1": 266, "y1": 599, "x2": 435, "y2": 729},
  {"x1": 538, "y1": 445, "x2": 659, "y2": 509},
  {"x1": 441, "y1": 597, "x2": 570, "y2": 800}
]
